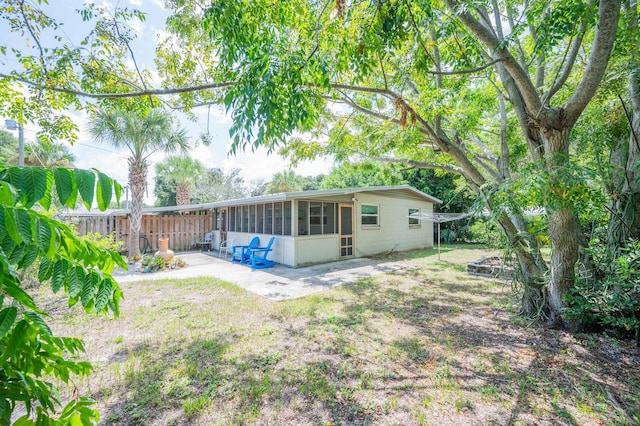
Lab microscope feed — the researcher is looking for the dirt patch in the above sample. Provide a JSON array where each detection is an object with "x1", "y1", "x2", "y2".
[{"x1": 36, "y1": 247, "x2": 640, "y2": 425}]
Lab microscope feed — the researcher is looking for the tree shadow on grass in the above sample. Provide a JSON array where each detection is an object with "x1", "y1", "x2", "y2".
[
  {"x1": 96, "y1": 334, "x2": 382, "y2": 425},
  {"x1": 94, "y1": 269, "x2": 640, "y2": 425},
  {"x1": 336, "y1": 272, "x2": 640, "y2": 424}
]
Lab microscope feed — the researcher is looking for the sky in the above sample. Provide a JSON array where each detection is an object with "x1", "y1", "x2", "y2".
[{"x1": 1, "y1": 0, "x2": 332, "y2": 204}]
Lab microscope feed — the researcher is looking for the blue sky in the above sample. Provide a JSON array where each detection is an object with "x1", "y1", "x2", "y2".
[{"x1": 1, "y1": 0, "x2": 331, "y2": 203}]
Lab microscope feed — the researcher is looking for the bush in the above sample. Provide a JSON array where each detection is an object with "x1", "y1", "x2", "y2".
[
  {"x1": 566, "y1": 240, "x2": 640, "y2": 346},
  {"x1": 467, "y1": 219, "x2": 506, "y2": 248},
  {"x1": 80, "y1": 231, "x2": 125, "y2": 253}
]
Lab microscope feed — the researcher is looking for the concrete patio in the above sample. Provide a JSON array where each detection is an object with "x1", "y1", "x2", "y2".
[{"x1": 113, "y1": 252, "x2": 414, "y2": 300}]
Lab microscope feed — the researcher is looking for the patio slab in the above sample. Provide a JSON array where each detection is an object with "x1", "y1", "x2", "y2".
[{"x1": 113, "y1": 252, "x2": 413, "y2": 300}]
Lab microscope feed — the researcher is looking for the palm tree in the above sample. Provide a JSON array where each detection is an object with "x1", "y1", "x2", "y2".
[
  {"x1": 154, "y1": 156, "x2": 206, "y2": 207},
  {"x1": 23, "y1": 138, "x2": 76, "y2": 168},
  {"x1": 266, "y1": 170, "x2": 303, "y2": 194},
  {"x1": 89, "y1": 108, "x2": 189, "y2": 257}
]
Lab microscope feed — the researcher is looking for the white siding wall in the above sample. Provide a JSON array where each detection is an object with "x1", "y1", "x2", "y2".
[
  {"x1": 353, "y1": 193, "x2": 433, "y2": 257},
  {"x1": 294, "y1": 235, "x2": 340, "y2": 266}
]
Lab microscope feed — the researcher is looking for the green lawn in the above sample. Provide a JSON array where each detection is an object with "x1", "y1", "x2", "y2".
[{"x1": 38, "y1": 246, "x2": 639, "y2": 425}]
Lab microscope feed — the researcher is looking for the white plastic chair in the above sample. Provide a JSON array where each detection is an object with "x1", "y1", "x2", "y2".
[
  {"x1": 218, "y1": 239, "x2": 234, "y2": 259},
  {"x1": 197, "y1": 232, "x2": 213, "y2": 251}
]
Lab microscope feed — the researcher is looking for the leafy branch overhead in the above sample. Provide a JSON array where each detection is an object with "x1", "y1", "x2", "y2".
[{"x1": 0, "y1": 165, "x2": 126, "y2": 424}]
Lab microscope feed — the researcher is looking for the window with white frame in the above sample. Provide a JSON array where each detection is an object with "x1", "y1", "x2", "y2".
[
  {"x1": 361, "y1": 204, "x2": 379, "y2": 226},
  {"x1": 408, "y1": 208, "x2": 420, "y2": 226}
]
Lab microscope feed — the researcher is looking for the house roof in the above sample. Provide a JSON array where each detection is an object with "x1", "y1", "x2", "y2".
[
  {"x1": 210, "y1": 185, "x2": 442, "y2": 208},
  {"x1": 60, "y1": 185, "x2": 442, "y2": 216}
]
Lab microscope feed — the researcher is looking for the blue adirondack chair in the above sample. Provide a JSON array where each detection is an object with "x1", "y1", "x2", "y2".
[
  {"x1": 248, "y1": 237, "x2": 276, "y2": 269},
  {"x1": 231, "y1": 236, "x2": 260, "y2": 263}
]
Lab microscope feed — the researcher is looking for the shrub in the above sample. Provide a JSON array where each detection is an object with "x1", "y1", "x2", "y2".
[
  {"x1": 467, "y1": 218, "x2": 506, "y2": 248},
  {"x1": 566, "y1": 240, "x2": 640, "y2": 346},
  {"x1": 80, "y1": 231, "x2": 125, "y2": 253}
]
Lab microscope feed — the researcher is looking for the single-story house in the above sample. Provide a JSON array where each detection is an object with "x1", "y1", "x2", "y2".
[
  {"x1": 60, "y1": 185, "x2": 441, "y2": 266},
  {"x1": 208, "y1": 185, "x2": 441, "y2": 267}
]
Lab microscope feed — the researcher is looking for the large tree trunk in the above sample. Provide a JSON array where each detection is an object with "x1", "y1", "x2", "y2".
[
  {"x1": 542, "y1": 128, "x2": 589, "y2": 329},
  {"x1": 128, "y1": 158, "x2": 148, "y2": 257},
  {"x1": 547, "y1": 209, "x2": 583, "y2": 328}
]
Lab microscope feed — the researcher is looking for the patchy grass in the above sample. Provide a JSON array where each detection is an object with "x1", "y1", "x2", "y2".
[{"x1": 37, "y1": 246, "x2": 640, "y2": 425}]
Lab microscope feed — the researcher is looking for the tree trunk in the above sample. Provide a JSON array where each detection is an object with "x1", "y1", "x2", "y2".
[
  {"x1": 128, "y1": 158, "x2": 148, "y2": 258},
  {"x1": 608, "y1": 0, "x2": 640, "y2": 254},
  {"x1": 547, "y1": 209, "x2": 583, "y2": 328},
  {"x1": 608, "y1": 128, "x2": 640, "y2": 253},
  {"x1": 543, "y1": 128, "x2": 588, "y2": 329},
  {"x1": 176, "y1": 182, "x2": 191, "y2": 206},
  {"x1": 495, "y1": 211, "x2": 548, "y2": 315}
]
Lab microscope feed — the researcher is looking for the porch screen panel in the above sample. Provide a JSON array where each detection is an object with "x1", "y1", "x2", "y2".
[
  {"x1": 257, "y1": 204, "x2": 264, "y2": 233},
  {"x1": 309, "y1": 202, "x2": 322, "y2": 235},
  {"x1": 249, "y1": 205, "x2": 256, "y2": 233},
  {"x1": 242, "y1": 205, "x2": 249, "y2": 232},
  {"x1": 229, "y1": 207, "x2": 236, "y2": 232},
  {"x1": 274, "y1": 202, "x2": 283, "y2": 235},
  {"x1": 284, "y1": 201, "x2": 292, "y2": 236},
  {"x1": 298, "y1": 201, "x2": 308, "y2": 235},
  {"x1": 324, "y1": 203, "x2": 336, "y2": 234},
  {"x1": 265, "y1": 203, "x2": 273, "y2": 234}
]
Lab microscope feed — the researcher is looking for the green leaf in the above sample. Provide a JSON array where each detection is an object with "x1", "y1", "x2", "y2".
[
  {"x1": 35, "y1": 217, "x2": 56, "y2": 258},
  {"x1": 0, "y1": 306, "x2": 18, "y2": 339},
  {"x1": 15, "y1": 208, "x2": 33, "y2": 244},
  {"x1": 0, "y1": 181, "x2": 17, "y2": 205},
  {"x1": 95, "y1": 279, "x2": 112, "y2": 312},
  {"x1": 68, "y1": 266, "x2": 84, "y2": 298},
  {"x1": 17, "y1": 244, "x2": 38, "y2": 270},
  {"x1": 3, "y1": 281, "x2": 41, "y2": 312},
  {"x1": 81, "y1": 271, "x2": 100, "y2": 309},
  {"x1": 6, "y1": 167, "x2": 24, "y2": 195},
  {"x1": 114, "y1": 180, "x2": 123, "y2": 206},
  {"x1": 51, "y1": 259, "x2": 69, "y2": 293},
  {"x1": 74, "y1": 169, "x2": 96, "y2": 210},
  {"x1": 21, "y1": 167, "x2": 48, "y2": 208},
  {"x1": 95, "y1": 172, "x2": 113, "y2": 211},
  {"x1": 0, "y1": 205, "x2": 22, "y2": 243},
  {"x1": 54, "y1": 168, "x2": 77, "y2": 208},
  {"x1": 2, "y1": 319, "x2": 27, "y2": 359},
  {"x1": 38, "y1": 169, "x2": 54, "y2": 210},
  {"x1": 23, "y1": 311, "x2": 52, "y2": 336},
  {"x1": 38, "y1": 256, "x2": 53, "y2": 282}
]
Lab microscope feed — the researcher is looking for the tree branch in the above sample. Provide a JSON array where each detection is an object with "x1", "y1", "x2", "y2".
[
  {"x1": 445, "y1": 0, "x2": 543, "y2": 117},
  {"x1": 545, "y1": 24, "x2": 585, "y2": 100},
  {"x1": 472, "y1": 155, "x2": 499, "y2": 180},
  {"x1": 111, "y1": 15, "x2": 155, "y2": 107},
  {"x1": 0, "y1": 73, "x2": 235, "y2": 98},
  {"x1": 18, "y1": 0, "x2": 48, "y2": 75},
  {"x1": 564, "y1": 0, "x2": 621, "y2": 124},
  {"x1": 470, "y1": 134, "x2": 497, "y2": 163},
  {"x1": 506, "y1": 2, "x2": 528, "y2": 69},
  {"x1": 374, "y1": 157, "x2": 464, "y2": 175}
]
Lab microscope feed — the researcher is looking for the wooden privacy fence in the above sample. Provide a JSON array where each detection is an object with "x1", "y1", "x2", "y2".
[{"x1": 71, "y1": 213, "x2": 213, "y2": 253}]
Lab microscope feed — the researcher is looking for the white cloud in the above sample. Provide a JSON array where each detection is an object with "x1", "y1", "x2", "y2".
[
  {"x1": 128, "y1": 17, "x2": 145, "y2": 38},
  {"x1": 149, "y1": 0, "x2": 166, "y2": 10}
]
